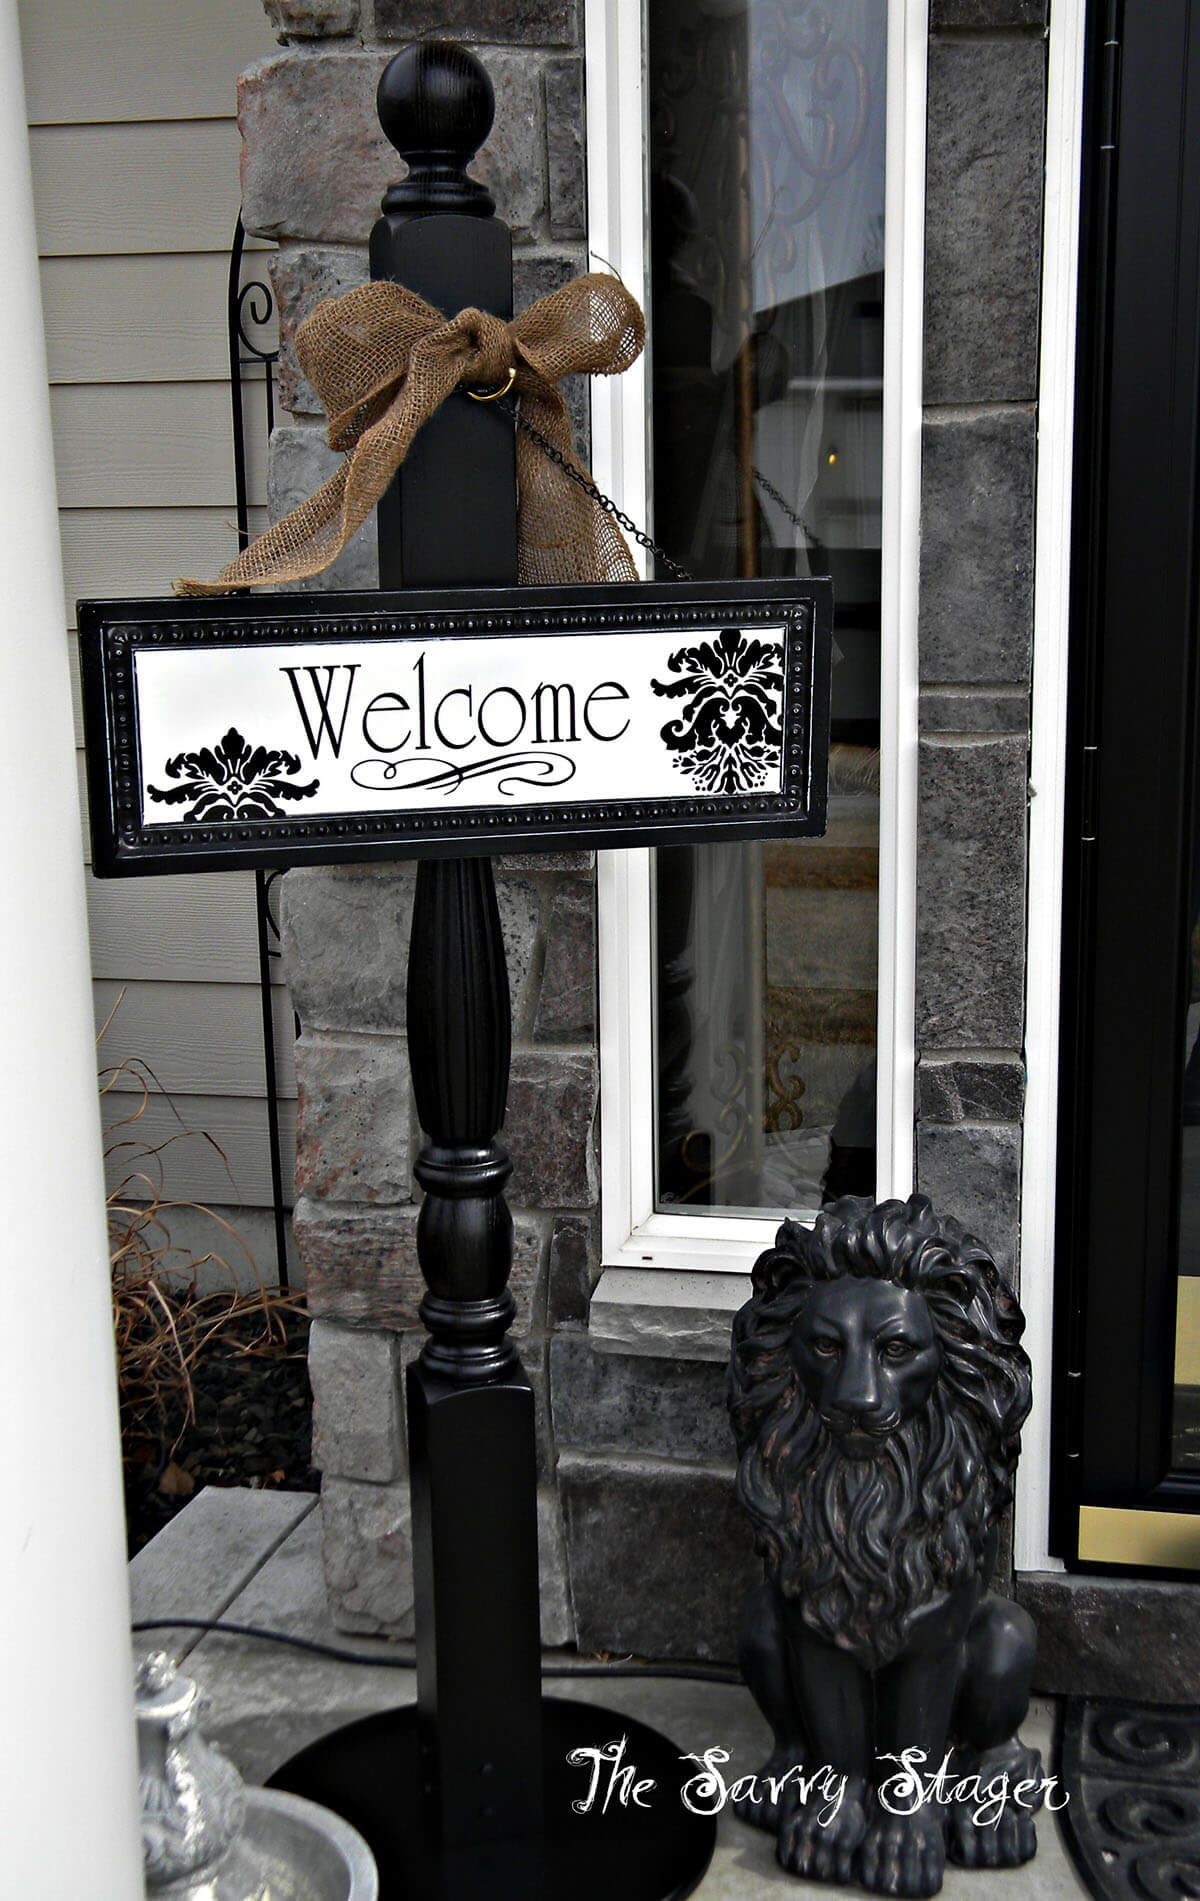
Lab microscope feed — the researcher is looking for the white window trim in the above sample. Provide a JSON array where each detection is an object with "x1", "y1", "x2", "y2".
[
  {"x1": 587, "y1": 0, "x2": 926, "y2": 1277},
  {"x1": 1014, "y1": 0, "x2": 1087, "y2": 1578}
]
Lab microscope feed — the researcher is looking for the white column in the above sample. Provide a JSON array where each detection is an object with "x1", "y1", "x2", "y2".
[{"x1": 0, "y1": 3, "x2": 143, "y2": 1893}]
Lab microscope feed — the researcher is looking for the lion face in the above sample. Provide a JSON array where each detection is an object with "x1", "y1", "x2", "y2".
[
  {"x1": 789, "y1": 1278, "x2": 941, "y2": 1462},
  {"x1": 729, "y1": 1194, "x2": 1033, "y2": 1666}
]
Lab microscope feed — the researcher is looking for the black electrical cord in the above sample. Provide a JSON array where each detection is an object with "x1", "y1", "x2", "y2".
[
  {"x1": 131, "y1": 1617, "x2": 742, "y2": 1686},
  {"x1": 132, "y1": 1618, "x2": 416, "y2": 1668}
]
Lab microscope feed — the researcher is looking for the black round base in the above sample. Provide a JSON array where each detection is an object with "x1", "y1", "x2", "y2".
[{"x1": 267, "y1": 1696, "x2": 716, "y2": 1900}]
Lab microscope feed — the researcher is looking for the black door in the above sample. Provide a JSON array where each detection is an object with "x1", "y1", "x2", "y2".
[{"x1": 1055, "y1": 0, "x2": 1200, "y2": 1570}]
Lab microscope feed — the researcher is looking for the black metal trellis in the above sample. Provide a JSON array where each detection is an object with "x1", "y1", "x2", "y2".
[{"x1": 227, "y1": 212, "x2": 290, "y2": 1292}]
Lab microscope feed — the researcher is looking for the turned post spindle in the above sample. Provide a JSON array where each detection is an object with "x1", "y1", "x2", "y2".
[{"x1": 372, "y1": 40, "x2": 543, "y2": 1852}]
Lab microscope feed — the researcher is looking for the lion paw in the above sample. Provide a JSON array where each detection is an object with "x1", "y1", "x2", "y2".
[
  {"x1": 949, "y1": 1805, "x2": 1037, "y2": 1869},
  {"x1": 732, "y1": 1749, "x2": 799, "y2": 1833},
  {"x1": 946, "y1": 1741, "x2": 1042, "y2": 1869},
  {"x1": 776, "y1": 1775, "x2": 867, "y2": 1884},
  {"x1": 857, "y1": 1803, "x2": 945, "y2": 1897}
]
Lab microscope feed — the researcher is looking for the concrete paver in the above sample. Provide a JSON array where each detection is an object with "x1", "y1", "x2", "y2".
[{"x1": 132, "y1": 1489, "x2": 1091, "y2": 1898}]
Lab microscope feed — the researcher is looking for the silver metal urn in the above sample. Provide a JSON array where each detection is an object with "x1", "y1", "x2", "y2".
[
  {"x1": 134, "y1": 1652, "x2": 378, "y2": 1901},
  {"x1": 136, "y1": 1651, "x2": 246, "y2": 1888}
]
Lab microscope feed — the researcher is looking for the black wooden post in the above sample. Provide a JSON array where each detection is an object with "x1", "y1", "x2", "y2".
[
  {"x1": 267, "y1": 43, "x2": 716, "y2": 1896},
  {"x1": 371, "y1": 41, "x2": 543, "y2": 1852}
]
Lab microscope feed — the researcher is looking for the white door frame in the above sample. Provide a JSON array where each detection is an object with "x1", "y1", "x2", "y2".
[{"x1": 1015, "y1": 0, "x2": 1087, "y2": 1577}]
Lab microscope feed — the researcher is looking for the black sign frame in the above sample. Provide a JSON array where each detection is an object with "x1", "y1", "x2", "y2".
[{"x1": 79, "y1": 578, "x2": 832, "y2": 877}]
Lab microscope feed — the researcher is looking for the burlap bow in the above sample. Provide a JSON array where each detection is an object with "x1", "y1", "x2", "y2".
[{"x1": 175, "y1": 272, "x2": 646, "y2": 596}]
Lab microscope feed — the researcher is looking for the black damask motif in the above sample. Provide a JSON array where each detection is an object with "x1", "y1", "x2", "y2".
[
  {"x1": 651, "y1": 625, "x2": 784, "y2": 795},
  {"x1": 147, "y1": 728, "x2": 320, "y2": 823}
]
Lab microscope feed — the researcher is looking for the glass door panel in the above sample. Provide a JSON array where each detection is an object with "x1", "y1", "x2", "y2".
[{"x1": 646, "y1": 0, "x2": 887, "y2": 1216}]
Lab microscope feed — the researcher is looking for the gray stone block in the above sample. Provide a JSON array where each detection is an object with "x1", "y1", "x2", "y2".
[
  {"x1": 320, "y1": 1471, "x2": 572, "y2": 1645},
  {"x1": 281, "y1": 863, "x2": 414, "y2": 1033},
  {"x1": 931, "y1": 0, "x2": 1045, "y2": 24},
  {"x1": 457, "y1": 52, "x2": 547, "y2": 239},
  {"x1": 550, "y1": 1336, "x2": 733, "y2": 1463},
  {"x1": 375, "y1": 0, "x2": 575, "y2": 47},
  {"x1": 267, "y1": 421, "x2": 379, "y2": 590},
  {"x1": 240, "y1": 50, "x2": 392, "y2": 244},
  {"x1": 241, "y1": 49, "x2": 545, "y2": 243},
  {"x1": 546, "y1": 1211, "x2": 598, "y2": 1328},
  {"x1": 588, "y1": 1271, "x2": 747, "y2": 1364},
  {"x1": 296, "y1": 1198, "x2": 546, "y2": 1333},
  {"x1": 505, "y1": 1050, "x2": 598, "y2": 1207},
  {"x1": 533, "y1": 876, "x2": 595, "y2": 1042},
  {"x1": 536, "y1": 1483, "x2": 575, "y2": 1647},
  {"x1": 559, "y1": 1453, "x2": 757, "y2": 1661},
  {"x1": 916, "y1": 1120, "x2": 1021, "y2": 1278},
  {"x1": 918, "y1": 409, "x2": 1035, "y2": 687},
  {"x1": 918, "y1": 1054, "x2": 1025, "y2": 1123},
  {"x1": 295, "y1": 1031, "x2": 412, "y2": 1204},
  {"x1": 525, "y1": 1337, "x2": 557, "y2": 1476},
  {"x1": 923, "y1": 37, "x2": 1046, "y2": 404},
  {"x1": 309, "y1": 1320, "x2": 405, "y2": 1481},
  {"x1": 512, "y1": 249, "x2": 591, "y2": 460},
  {"x1": 295, "y1": 1201, "x2": 422, "y2": 1330},
  {"x1": 262, "y1": 0, "x2": 360, "y2": 39},
  {"x1": 493, "y1": 874, "x2": 542, "y2": 1032},
  {"x1": 512, "y1": 249, "x2": 586, "y2": 308},
  {"x1": 919, "y1": 688, "x2": 1029, "y2": 734},
  {"x1": 546, "y1": 59, "x2": 585, "y2": 239},
  {"x1": 320, "y1": 1475, "x2": 415, "y2": 1635},
  {"x1": 499, "y1": 848, "x2": 594, "y2": 872},
  {"x1": 916, "y1": 735, "x2": 1027, "y2": 1047},
  {"x1": 1017, "y1": 1573, "x2": 1200, "y2": 1703},
  {"x1": 284, "y1": 867, "x2": 537, "y2": 1038},
  {"x1": 268, "y1": 246, "x2": 369, "y2": 415}
]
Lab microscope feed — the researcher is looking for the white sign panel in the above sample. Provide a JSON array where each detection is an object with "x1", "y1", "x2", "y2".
[{"x1": 79, "y1": 581, "x2": 831, "y2": 875}]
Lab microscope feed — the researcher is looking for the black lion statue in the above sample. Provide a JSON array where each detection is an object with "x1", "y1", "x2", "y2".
[{"x1": 728, "y1": 1194, "x2": 1041, "y2": 1897}]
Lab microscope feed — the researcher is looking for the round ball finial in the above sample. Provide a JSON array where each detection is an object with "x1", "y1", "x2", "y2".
[{"x1": 377, "y1": 41, "x2": 496, "y2": 219}]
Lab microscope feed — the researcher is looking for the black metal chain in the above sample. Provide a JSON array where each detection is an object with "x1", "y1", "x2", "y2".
[
  {"x1": 497, "y1": 393, "x2": 694, "y2": 582},
  {"x1": 752, "y1": 463, "x2": 816, "y2": 546},
  {"x1": 500, "y1": 394, "x2": 817, "y2": 578}
]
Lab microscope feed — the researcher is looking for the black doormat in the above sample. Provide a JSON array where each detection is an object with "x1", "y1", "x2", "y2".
[{"x1": 1059, "y1": 1700, "x2": 1200, "y2": 1900}]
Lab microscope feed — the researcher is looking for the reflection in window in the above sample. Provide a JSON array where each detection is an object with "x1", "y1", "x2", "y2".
[{"x1": 649, "y1": 0, "x2": 885, "y2": 1215}]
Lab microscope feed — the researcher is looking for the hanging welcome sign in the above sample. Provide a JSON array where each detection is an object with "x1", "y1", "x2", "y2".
[{"x1": 79, "y1": 579, "x2": 832, "y2": 875}]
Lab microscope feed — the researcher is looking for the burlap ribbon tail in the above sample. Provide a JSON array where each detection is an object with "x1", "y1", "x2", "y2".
[{"x1": 176, "y1": 272, "x2": 646, "y2": 596}]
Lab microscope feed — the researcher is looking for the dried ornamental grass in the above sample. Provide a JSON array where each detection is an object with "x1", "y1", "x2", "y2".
[{"x1": 99, "y1": 996, "x2": 304, "y2": 1507}]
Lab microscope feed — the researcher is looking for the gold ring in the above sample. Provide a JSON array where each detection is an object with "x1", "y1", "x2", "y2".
[{"x1": 467, "y1": 367, "x2": 517, "y2": 402}]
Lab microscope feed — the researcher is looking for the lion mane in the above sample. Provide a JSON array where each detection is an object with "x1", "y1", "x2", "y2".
[{"x1": 728, "y1": 1194, "x2": 1032, "y2": 1669}]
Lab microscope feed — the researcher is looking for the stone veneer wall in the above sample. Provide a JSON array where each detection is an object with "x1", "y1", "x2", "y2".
[{"x1": 244, "y1": 0, "x2": 1047, "y2": 1658}]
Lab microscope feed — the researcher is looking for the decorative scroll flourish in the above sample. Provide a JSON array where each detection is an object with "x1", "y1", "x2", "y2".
[
  {"x1": 1060, "y1": 1698, "x2": 1200, "y2": 1901},
  {"x1": 672, "y1": 1042, "x2": 753, "y2": 1206},
  {"x1": 147, "y1": 728, "x2": 319, "y2": 822},
  {"x1": 651, "y1": 1, "x2": 872, "y2": 323},
  {"x1": 754, "y1": 1, "x2": 871, "y2": 237},
  {"x1": 1099, "y1": 1789, "x2": 1200, "y2": 1844},
  {"x1": 350, "y1": 751, "x2": 577, "y2": 799},
  {"x1": 765, "y1": 1042, "x2": 807, "y2": 1133},
  {"x1": 652, "y1": 624, "x2": 784, "y2": 795},
  {"x1": 1092, "y1": 1711, "x2": 1200, "y2": 1775}
]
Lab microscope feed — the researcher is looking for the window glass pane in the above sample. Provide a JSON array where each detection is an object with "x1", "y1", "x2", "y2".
[{"x1": 648, "y1": 0, "x2": 885, "y2": 1216}]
